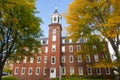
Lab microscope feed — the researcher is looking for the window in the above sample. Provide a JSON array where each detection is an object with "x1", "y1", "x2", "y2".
[
  {"x1": 36, "y1": 67, "x2": 40, "y2": 75},
  {"x1": 45, "y1": 47, "x2": 48, "y2": 53},
  {"x1": 78, "y1": 55, "x2": 82, "y2": 62},
  {"x1": 86, "y1": 55, "x2": 91, "y2": 62},
  {"x1": 77, "y1": 45, "x2": 81, "y2": 52},
  {"x1": 21, "y1": 67, "x2": 25, "y2": 75},
  {"x1": 14, "y1": 67, "x2": 19, "y2": 75},
  {"x1": 96, "y1": 68, "x2": 101, "y2": 75},
  {"x1": 52, "y1": 44, "x2": 56, "y2": 52},
  {"x1": 78, "y1": 67, "x2": 83, "y2": 75},
  {"x1": 62, "y1": 46, "x2": 65, "y2": 52},
  {"x1": 30, "y1": 57, "x2": 34, "y2": 63},
  {"x1": 69, "y1": 39, "x2": 72, "y2": 43},
  {"x1": 52, "y1": 35, "x2": 56, "y2": 41},
  {"x1": 94, "y1": 54, "x2": 99, "y2": 62},
  {"x1": 62, "y1": 39, "x2": 65, "y2": 43},
  {"x1": 23, "y1": 56, "x2": 27, "y2": 63},
  {"x1": 103, "y1": 54, "x2": 107, "y2": 60},
  {"x1": 105, "y1": 68, "x2": 110, "y2": 75},
  {"x1": 70, "y1": 67, "x2": 74, "y2": 75},
  {"x1": 61, "y1": 55, "x2": 65, "y2": 63},
  {"x1": 28, "y1": 67, "x2": 32, "y2": 75},
  {"x1": 53, "y1": 29, "x2": 56, "y2": 34},
  {"x1": 69, "y1": 45, "x2": 73, "y2": 52},
  {"x1": 43, "y1": 67, "x2": 47, "y2": 75},
  {"x1": 87, "y1": 67, "x2": 92, "y2": 75},
  {"x1": 62, "y1": 67, "x2": 66, "y2": 75},
  {"x1": 44, "y1": 56, "x2": 47, "y2": 63},
  {"x1": 69, "y1": 55, "x2": 74, "y2": 63},
  {"x1": 51, "y1": 56, "x2": 56, "y2": 64},
  {"x1": 37, "y1": 56, "x2": 41, "y2": 63}
]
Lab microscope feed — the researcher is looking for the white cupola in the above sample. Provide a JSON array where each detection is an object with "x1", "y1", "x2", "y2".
[{"x1": 50, "y1": 7, "x2": 62, "y2": 24}]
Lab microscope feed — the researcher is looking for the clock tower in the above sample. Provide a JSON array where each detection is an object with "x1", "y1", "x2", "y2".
[{"x1": 47, "y1": 8, "x2": 62, "y2": 78}]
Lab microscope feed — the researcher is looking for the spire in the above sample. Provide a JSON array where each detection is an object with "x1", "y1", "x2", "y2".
[{"x1": 54, "y1": 7, "x2": 58, "y2": 13}]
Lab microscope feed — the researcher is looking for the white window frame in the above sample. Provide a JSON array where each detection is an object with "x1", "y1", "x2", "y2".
[
  {"x1": 69, "y1": 39, "x2": 72, "y2": 43},
  {"x1": 23, "y1": 56, "x2": 27, "y2": 63},
  {"x1": 62, "y1": 67, "x2": 66, "y2": 75},
  {"x1": 69, "y1": 55, "x2": 74, "y2": 63},
  {"x1": 21, "y1": 67, "x2": 25, "y2": 75},
  {"x1": 62, "y1": 39, "x2": 65, "y2": 43},
  {"x1": 53, "y1": 29, "x2": 56, "y2": 34},
  {"x1": 94, "y1": 54, "x2": 99, "y2": 62},
  {"x1": 87, "y1": 67, "x2": 92, "y2": 75},
  {"x1": 77, "y1": 45, "x2": 81, "y2": 52},
  {"x1": 96, "y1": 68, "x2": 101, "y2": 75},
  {"x1": 86, "y1": 55, "x2": 91, "y2": 62},
  {"x1": 70, "y1": 67, "x2": 74, "y2": 75},
  {"x1": 45, "y1": 47, "x2": 48, "y2": 53},
  {"x1": 52, "y1": 35, "x2": 56, "y2": 41},
  {"x1": 105, "y1": 68, "x2": 110, "y2": 75},
  {"x1": 52, "y1": 44, "x2": 56, "y2": 52},
  {"x1": 14, "y1": 67, "x2": 19, "y2": 75},
  {"x1": 36, "y1": 67, "x2": 40, "y2": 75},
  {"x1": 51, "y1": 56, "x2": 56, "y2": 64},
  {"x1": 69, "y1": 45, "x2": 73, "y2": 52},
  {"x1": 37, "y1": 56, "x2": 41, "y2": 63},
  {"x1": 61, "y1": 55, "x2": 65, "y2": 63},
  {"x1": 78, "y1": 67, "x2": 83, "y2": 75},
  {"x1": 43, "y1": 67, "x2": 47, "y2": 75},
  {"x1": 78, "y1": 55, "x2": 82, "y2": 62},
  {"x1": 62, "y1": 46, "x2": 65, "y2": 52},
  {"x1": 30, "y1": 57, "x2": 34, "y2": 63},
  {"x1": 28, "y1": 67, "x2": 32, "y2": 75},
  {"x1": 44, "y1": 56, "x2": 47, "y2": 63}
]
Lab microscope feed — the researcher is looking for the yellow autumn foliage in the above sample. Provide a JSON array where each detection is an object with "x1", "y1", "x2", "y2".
[{"x1": 64, "y1": 0, "x2": 120, "y2": 68}]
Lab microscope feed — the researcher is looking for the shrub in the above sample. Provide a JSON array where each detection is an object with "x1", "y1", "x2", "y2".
[{"x1": 2, "y1": 76, "x2": 19, "y2": 80}]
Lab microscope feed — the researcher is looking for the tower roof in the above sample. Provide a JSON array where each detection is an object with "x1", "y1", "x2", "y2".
[{"x1": 54, "y1": 7, "x2": 58, "y2": 13}]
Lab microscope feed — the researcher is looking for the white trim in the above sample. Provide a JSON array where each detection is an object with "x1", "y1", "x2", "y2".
[
  {"x1": 69, "y1": 55, "x2": 74, "y2": 63},
  {"x1": 78, "y1": 55, "x2": 82, "y2": 62},
  {"x1": 28, "y1": 67, "x2": 32, "y2": 75},
  {"x1": 21, "y1": 67, "x2": 25, "y2": 75},
  {"x1": 87, "y1": 67, "x2": 92, "y2": 75},
  {"x1": 78, "y1": 67, "x2": 83, "y2": 75},
  {"x1": 44, "y1": 56, "x2": 47, "y2": 63},
  {"x1": 70, "y1": 67, "x2": 74, "y2": 75},
  {"x1": 51, "y1": 56, "x2": 56, "y2": 64},
  {"x1": 96, "y1": 68, "x2": 101, "y2": 75},
  {"x1": 62, "y1": 67, "x2": 66, "y2": 75},
  {"x1": 14, "y1": 67, "x2": 19, "y2": 75},
  {"x1": 37, "y1": 56, "x2": 41, "y2": 63},
  {"x1": 86, "y1": 55, "x2": 91, "y2": 62},
  {"x1": 43, "y1": 67, "x2": 47, "y2": 75},
  {"x1": 69, "y1": 45, "x2": 73, "y2": 52},
  {"x1": 105, "y1": 68, "x2": 111, "y2": 75},
  {"x1": 36, "y1": 67, "x2": 40, "y2": 75},
  {"x1": 61, "y1": 55, "x2": 65, "y2": 63}
]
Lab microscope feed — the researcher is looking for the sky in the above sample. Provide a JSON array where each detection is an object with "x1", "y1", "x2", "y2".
[{"x1": 35, "y1": 0, "x2": 72, "y2": 37}]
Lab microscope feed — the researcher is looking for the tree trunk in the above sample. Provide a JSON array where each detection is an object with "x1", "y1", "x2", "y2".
[{"x1": 0, "y1": 61, "x2": 5, "y2": 80}]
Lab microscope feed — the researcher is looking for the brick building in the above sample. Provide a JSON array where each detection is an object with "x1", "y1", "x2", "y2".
[{"x1": 12, "y1": 8, "x2": 114, "y2": 80}]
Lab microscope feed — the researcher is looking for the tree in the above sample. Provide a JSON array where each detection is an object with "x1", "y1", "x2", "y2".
[
  {"x1": 64, "y1": 0, "x2": 120, "y2": 73},
  {"x1": 0, "y1": 0, "x2": 42, "y2": 79}
]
